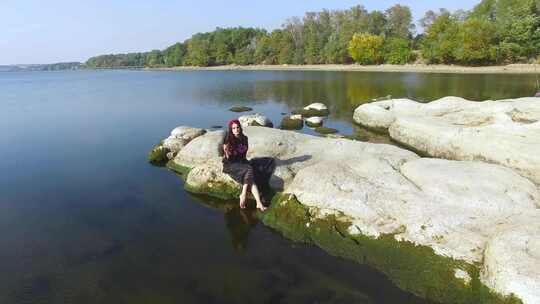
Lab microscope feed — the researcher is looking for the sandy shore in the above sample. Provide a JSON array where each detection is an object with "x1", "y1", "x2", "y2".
[{"x1": 149, "y1": 63, "x2": 540, "y2": 74}]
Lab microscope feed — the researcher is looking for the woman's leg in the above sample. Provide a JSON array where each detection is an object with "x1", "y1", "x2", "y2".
[
  {"x1": 239, "y1": 165, "x2": 254, "y2": 209},
  {"x1": 250, "y1": 183, "x2": 266, "y2": 212},
  {"x1": 239, "y1": 183, "x2": 249, "y2": 209}
]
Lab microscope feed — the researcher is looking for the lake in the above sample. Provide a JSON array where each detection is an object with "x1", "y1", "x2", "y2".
[{"x1": 0, "y1": 69, "x2": 536, "y2": 304}]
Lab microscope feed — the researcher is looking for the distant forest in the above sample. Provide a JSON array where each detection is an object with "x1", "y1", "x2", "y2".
[
  {"x1": 86, "y1": 0, "x2": 540, "y2": 68},
  {"x1": 0, "y1": 62, "x2": 81, "y2": 72}
]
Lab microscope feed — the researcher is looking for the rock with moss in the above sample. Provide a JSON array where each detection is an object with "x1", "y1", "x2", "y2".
[
  {"x1": 154, "y1": 125, "x2": 540, "y2": 303},
  {"x1": 314, "y1": 127, "x2": 338, "y2": 134},
  {"x1": 353, "y1": 97, "x2": 540, "y2": 184},
  {"x1": 261, "y1": 194, "x2": 523, "y2": 304},
  {"x1": 293, "y1": 103, "x2": 330, "y2": 117},
  {"x1": 280, "y1": 115, "x2": 303, "y2": 130},
  {"x1": 163, "y1": 126, "x2": 207, "y2": 158},
  {"x1": 148, "y1": 141, "x2": 170, "y2": 165},
  {"x1": 228, "y1": 106, "x2": 252, "y2": 112},
  {"x1": 238, "y1": 113, "x2": 273, "y2": 128},
  {"x1": 305, "y1": 116, "x2": 323, "y2": 127},
  {"x1": 343, "y1": 133, "x2": 369, "y2": 142}
]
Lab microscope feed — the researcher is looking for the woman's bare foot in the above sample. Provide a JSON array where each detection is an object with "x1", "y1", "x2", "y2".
[
  {"x1": 256, "y1": 203, "x2": 267, "y2": 212},
  {"x1": 239, "y1": 193, "x2": 247, "y2": 209}
]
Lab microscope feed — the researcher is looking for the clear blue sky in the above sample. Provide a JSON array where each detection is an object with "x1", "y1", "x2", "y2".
[{"x1": 1, "y1": 0, "x2": 480, "y2": 65}]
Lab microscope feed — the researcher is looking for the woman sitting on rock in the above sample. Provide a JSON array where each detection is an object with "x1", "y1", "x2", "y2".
[{"x1": 222, "y1": 119, "x2": 274, "y2": 211}]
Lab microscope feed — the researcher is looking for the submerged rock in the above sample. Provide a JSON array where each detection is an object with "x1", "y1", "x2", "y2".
[
  {"x1": 314, "y1": 127, "x2": 338, "y2": 134},
  {"x1": 353, "y1": 97, "x2": 540, "y2": 185},
  {"x1": 155, "y1": 125, "x2": 540, "y2": 304},
  {"x1": 238, "y1": 113, "x2": 273, "y2": 128},
  {"x1": 229, "y1": 106, "x2": 252, "y2": 112}
]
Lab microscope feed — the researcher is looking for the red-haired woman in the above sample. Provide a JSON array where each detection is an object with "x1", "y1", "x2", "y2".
[{"x1": 222, "y1": 119, "x2": 274, "y2": 211}]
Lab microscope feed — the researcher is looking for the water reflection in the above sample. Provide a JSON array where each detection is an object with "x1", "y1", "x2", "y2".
[
  {"x1": 193, "y1": 71, "x2": 537, "y2": 122},
  {"x1": 187, "y1": 193, "x2": 260, "y2": 252}
]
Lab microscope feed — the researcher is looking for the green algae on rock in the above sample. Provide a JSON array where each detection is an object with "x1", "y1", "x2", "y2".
[
  {"x1": 280, "y1": 117, "x2": 303, "y2": 130},
  {"x1": 229, "y1": 106, "x2": 253, "y2": 112},
  {"x1": 343, "y1": 133, "x2": 370, "y2": 142},
  {"x1": 293, "y1": 108, "x2": 330, "y2": 117},
  {"x1": 260, "y1": 193, "x2": 523, "y2": 304},
  {"x1": 167, "y1": 160, "x2": 241, "y2": 200},
  {"x1": 148, "y1": 141, "x2": 170, "y2": 165},
  {"x1": 314, "y1": 127, "x2": 338, "y2": 134}
]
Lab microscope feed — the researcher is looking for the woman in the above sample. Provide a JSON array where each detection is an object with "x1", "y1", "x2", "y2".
[{"x1": 222, "y1": 119, "x2": 274, "y2": 211}]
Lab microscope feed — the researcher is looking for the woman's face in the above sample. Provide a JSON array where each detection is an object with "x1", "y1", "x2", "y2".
[{"x1": 231, "y1": 123, "x2": 241, "y2": 137}]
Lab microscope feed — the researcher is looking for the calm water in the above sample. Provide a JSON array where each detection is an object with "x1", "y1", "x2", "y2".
[{"x1": 0, "y1": 70, "x2": 536, "y2": 304}]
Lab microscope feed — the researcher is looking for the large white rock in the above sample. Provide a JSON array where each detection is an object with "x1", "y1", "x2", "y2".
[
  {"x1": 166, "y1": 126, "x2": 540, "y2": 303},
  {"x1": 481, "y1": 221, "x2": 540, "y2": 304},
  {"x1": 170, "y1": 126, "x2": 206, "y2": 140},
  {"x1": 353, "y1": 97, "x2": 540, "y2": 185}
]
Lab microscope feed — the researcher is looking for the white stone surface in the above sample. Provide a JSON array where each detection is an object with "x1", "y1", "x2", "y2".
[
  {"x1": 238, "y1": 113, "x2": 273, "y2": 127},
  {"x1": 305, "y1": 116, "x2": 324, "y2": 126},
  {"x1": 353, "y1": 97, "x2": 540, "y2": 185},
  {"x1": 290, "y1": 114, "x2": 303, "y2": 120},
  {"x1": 304, "y1": 102, "x2": 328, "y2": 111}
]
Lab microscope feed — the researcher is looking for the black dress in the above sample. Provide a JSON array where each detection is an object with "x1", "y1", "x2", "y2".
[{"x1": 222, "y1": 136, "x2": 275, "y2": 187}]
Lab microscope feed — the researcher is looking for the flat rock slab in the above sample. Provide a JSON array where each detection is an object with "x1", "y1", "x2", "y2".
[
  {"x1": 163, "y1": 125, "x2": 540, "y2": 303},
  {"x1": 353, "y1": 97, "x2": 540, "y2": 185}
]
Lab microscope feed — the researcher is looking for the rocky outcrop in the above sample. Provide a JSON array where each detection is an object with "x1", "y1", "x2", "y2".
[
  {"x1": 157, "y1": 125, "x2": 540, "y2": 304},
  {"x1": 147, "y1": 126, "x2": 206, "y2": 164},
  {"x1": 238, "y1": 113, "x2": 273, "y2": 128},
  {"x1": 353, "y1": 97, "x2": 540, "y2": 185}
]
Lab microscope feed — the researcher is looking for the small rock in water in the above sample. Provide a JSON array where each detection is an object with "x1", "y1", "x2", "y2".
[
  {"x1": 238, "y1": 113, "x2": 273, "y2": 128},
  {"x1": 305, "y1": 116, "x2": 324, "y2": 127},
  {"x1": 314, "y1": 127, "x2": 338, "y2": 135},
  {"x1": 229, "y1": 106, "x2": 253, "y2": 113},
  {"x1": 304, "y1": 102, "x2": 328, "y2": 111},
  {"x1": 280, "y1": 116, "x2": 303, "y2": 130},
  {"x1": 210, "y1": 125, "x2": 222, "y2": 129},
  {"x1": 292, "y1": 102, "x2": 329, "y2": 117}
]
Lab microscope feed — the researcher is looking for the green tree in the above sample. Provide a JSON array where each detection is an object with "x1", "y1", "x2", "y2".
[
  {"x1": 348, "y1": 33, "x2": 385, "y2": 64},
  {"x1": 384, "y1": 4, "x2": 415, "y2": 38},
  {"x1": 383, "y1": 38, "x2": 415, "y2": 64},
  {"x1": 146, "y1": 50, "x2": 164, "y2": 67},
  {"x1": 163, "y1": 43, "x2": 186, "y2": 67},
  {"x1": 185, "y1": 33, "x2": 213, "y2": 66},
  {"x1": 421, "y1": 11, "x2": 460, "y2": 63},
  {"x1": 455, "y1": 18, "x2": 498, "y2": 65},
  {"x1": 367, "y1": 11, "x2": 387, "y2": 35}
]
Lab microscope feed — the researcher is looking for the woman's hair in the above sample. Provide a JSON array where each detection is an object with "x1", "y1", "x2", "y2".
[{"x1": 224, "y1": 119, "x2": 247, "y2": 148}]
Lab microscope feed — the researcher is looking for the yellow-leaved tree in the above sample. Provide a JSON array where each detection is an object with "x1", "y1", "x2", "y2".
[{"x1": 348, "y1": 33, "x2": 385, "y2": 65}]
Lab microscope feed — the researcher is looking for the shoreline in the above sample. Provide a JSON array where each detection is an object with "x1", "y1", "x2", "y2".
[{"x1": 147, "y1": 63, "x2": 540, "y2": 74}]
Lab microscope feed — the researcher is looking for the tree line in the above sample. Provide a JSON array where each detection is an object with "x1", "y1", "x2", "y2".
[{"x1": 85, "y1": 0, "x2": 540, "y2": 68}]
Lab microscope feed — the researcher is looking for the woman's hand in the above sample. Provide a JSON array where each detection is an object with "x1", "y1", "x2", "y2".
[{"x1": 223, "y1": 144, "x2": 231, "y2": 159}]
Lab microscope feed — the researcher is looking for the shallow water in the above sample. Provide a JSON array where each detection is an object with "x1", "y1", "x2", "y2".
[{"x1": 0, "y1": 70, "x2": 535, "y2": 303}]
